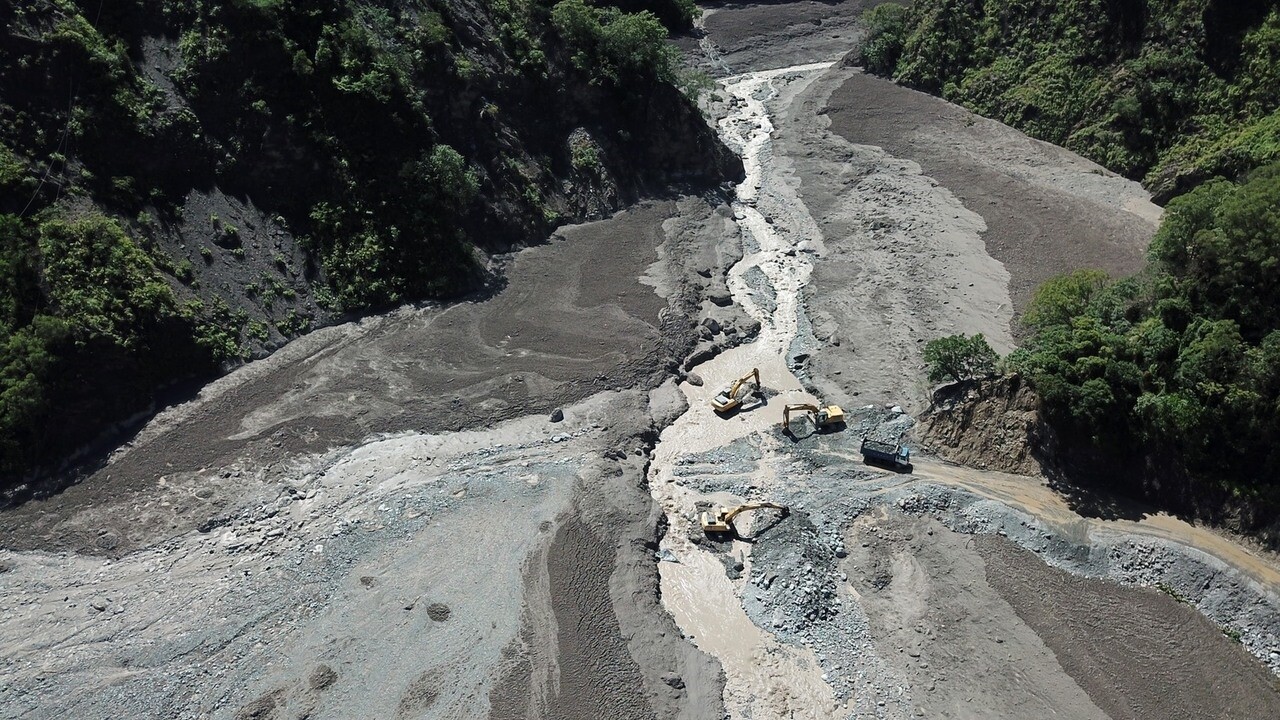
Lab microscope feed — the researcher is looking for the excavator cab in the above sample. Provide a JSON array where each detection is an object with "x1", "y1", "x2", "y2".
[
  {"x1": 711, "y1": 368, "x2": 763, "y2": 414},
  {"x1": 700, "y1": 502, "x2": 789, "y2": 534},
  {"x1": 815, "y1": 405, "x2": 845, "y2": 427}
]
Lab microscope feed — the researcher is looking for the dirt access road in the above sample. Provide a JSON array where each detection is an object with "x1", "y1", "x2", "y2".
[{"x1": 2, "y1": 2, "x2": 1280, "y2": 720}]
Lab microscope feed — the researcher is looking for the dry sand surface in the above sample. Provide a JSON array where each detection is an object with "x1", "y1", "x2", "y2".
[
  {"x1": 821, "y1": 70, "x2": 1160, "y2": 317},
  {"x1": 3, "y1": 3, "x2": 1280, "y2": 720}
]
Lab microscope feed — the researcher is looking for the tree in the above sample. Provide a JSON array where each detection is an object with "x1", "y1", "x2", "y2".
[
  {"x1": 551, "y1": 0, "x2": 677, "y2": 84},
  {"x1": 859, "y1": 3, "x2": 909, "y2": 75},
  {"x1": 924, "y1": 333, "x2": 999, "y2": 383},
  {"x1": 1149, "y1": 165, "x2": 1280, "y2": 342},
  {"x1": 1022, "y1": 268, "x2": 1111, "y2": 330},
  {"x1": 37, "y1": 214, "x2": 178, "y2": 349},
  {"x1": 598, "y1": 1, "x2": 699, "y2": 31},
  {"x1": 599, "y1": 9, "x2": 676, "y2": 82}
]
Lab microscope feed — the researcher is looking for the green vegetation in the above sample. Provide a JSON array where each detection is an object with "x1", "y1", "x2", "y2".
[
  {"x1": 924, "y1": 333, "x2": 998, "y2": 383},
  {"x1": 276, "y1": 309, "x2": 311, "y2": 336},
  {"x1": 0, "y1": 213, "x2": 219, "y2": 479},
  {"x1": 552, "y1": 0, "x2": 681, "y2": 85},
  {"x1": 0, "y1": 0, "x2": 722, "y2": 485},
  {"x1": 858, "y1": 2, "x2": 910, "y2": 76},
  {"x1": 0, "y1": 146, "x2": 29, "y2": 190},
  {"x1": 246, "y1": 321, "x2": 269, "y2": 343},
  {"x1": 861, "y1": 0, "x2": 1280, "y2": 199},
  {"x1": 1157, "y1": 583, "x2": 1189, "y2": 604},
  {"x1": 1006, "y1": 164, "x2": 1280, "y2": 530},
  {"x1": 599, "y1": 0, "x2": 698, "y2": 30},
  {"x1": 861, "y1": 0, "x2": 1280, "y2": 535},
  {"x1": 569, "y1": 132, "x2": 602, "y2": 172}
]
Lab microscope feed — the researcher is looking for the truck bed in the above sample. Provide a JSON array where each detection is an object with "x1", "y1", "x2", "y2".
[{"x1": 860, "y1": 439, "x2": 901, "y2": 456}]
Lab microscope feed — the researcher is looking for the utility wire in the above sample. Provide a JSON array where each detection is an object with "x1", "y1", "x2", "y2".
[{"x1": 19, "y1": 80, "x2": 76, "y2": 218}]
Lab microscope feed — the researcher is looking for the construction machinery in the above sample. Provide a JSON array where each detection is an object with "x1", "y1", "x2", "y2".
[
  {"x1": 711, "y1": 368, "x2": 761, "y2": 414},
  {"x1": 860, "y1": 438, "x2": 912, "y2": 472},
  {"x1": 782, "y1": 403, "x2": 845, "y2": 434},
  {"x1": 700, "y1": 502, "x2": 788, "y2": 534}
]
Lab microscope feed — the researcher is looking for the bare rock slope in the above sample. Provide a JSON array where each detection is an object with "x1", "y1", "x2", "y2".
[{"x1": 918, "y1": 375, "x2": 1043, "y2": 477}]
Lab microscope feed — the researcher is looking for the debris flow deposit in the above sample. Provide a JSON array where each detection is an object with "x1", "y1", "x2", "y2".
[{"x1": 3, "y1": 3, "x2": 1279, "y2": 720}]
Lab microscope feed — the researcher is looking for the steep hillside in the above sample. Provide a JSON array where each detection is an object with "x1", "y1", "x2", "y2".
[
  {"x1": 861, "y1": 0, "x2": 1280, "y2": 200},
  {"x1": 919, "y1": 376, "x2": 1045, "y2": 477},
  {"x1": 0, "y1": 0, "x2": 739, "y2": 488},
  {"x1": 860, "y1": 0, "x2": 1280, "y2": 538}
]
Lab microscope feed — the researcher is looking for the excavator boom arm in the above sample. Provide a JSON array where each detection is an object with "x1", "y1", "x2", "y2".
[
  {"x1": 722, "y1": 501, "x2": 787, "y2": 523},
  {"x1": 712, "y1": 368, "x2": 763, "y2": 413},
  {"x1": 701, "y1": 501, "x2": 789, "y2": 534},
  {"x1": 783, "y1": 403, "x2": 819, "y2": 430},
  {"x1": 728, "y1": 368, "x2": 761, "y2": 399},
  {"x1": 782, "y1": 402, "x2": 844, "y2": 431}
]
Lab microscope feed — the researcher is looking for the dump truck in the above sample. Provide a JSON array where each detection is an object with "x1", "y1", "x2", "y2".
[{"x1": 860, "y1": 438, "x2": 912, "y2": 472}]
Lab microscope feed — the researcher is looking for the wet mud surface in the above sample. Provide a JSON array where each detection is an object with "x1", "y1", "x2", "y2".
[{"x1": 2, "y1": 3, "x2": 1279, "y2": 720}]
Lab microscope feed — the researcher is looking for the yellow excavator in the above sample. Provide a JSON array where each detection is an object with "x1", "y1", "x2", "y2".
[
  {"x1": 782, "y1": 402, "x2": 845, "y2": 434},
  {"x1": 700, "y1": 502, "x2": 789, "y2": 534},
  {"x1": 711, "y1": 368, "x2": 761, "y2": 413}
]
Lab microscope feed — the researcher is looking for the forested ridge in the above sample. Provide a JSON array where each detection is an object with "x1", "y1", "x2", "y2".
[
  {"x1": 862, "y1": 0, "x2": 1280, "y2": 201},
  {"x1": 0, "y1": 0, "x2": 732, "y2": 488},
  {"x1": 1010, "y1": 167, "x2": 1280, "y2": 533},
  {"x1": 867, "y1": 1, "x2": 1280, "y2": 534}
]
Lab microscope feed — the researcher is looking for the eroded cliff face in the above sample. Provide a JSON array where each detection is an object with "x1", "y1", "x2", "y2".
[{"x1": 918, "y1": 375, "x2": 1045, "y2": 477}]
